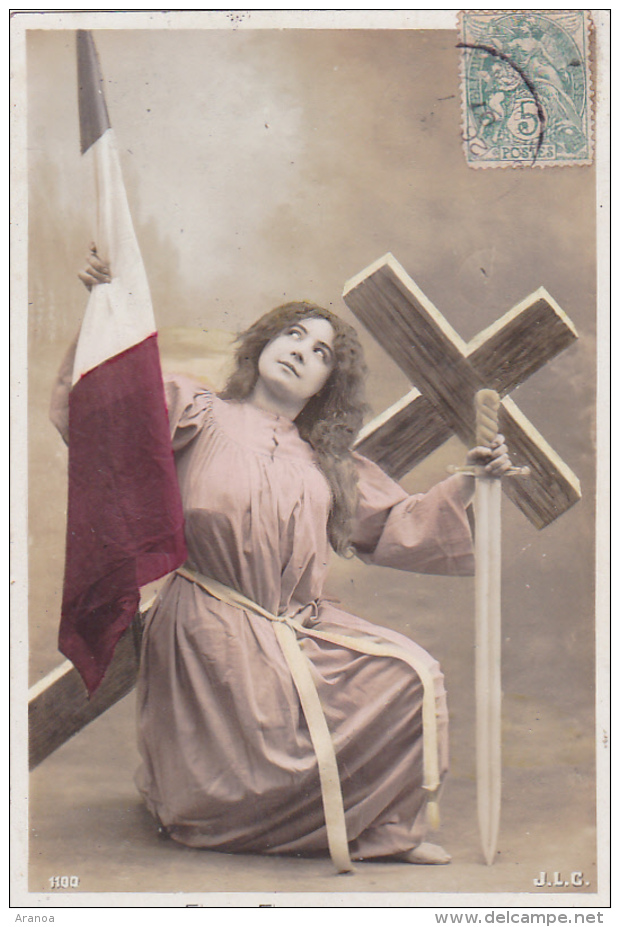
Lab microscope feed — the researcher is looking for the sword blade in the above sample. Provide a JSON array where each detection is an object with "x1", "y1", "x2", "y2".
[{"x1": 475, "y1": 475, "x2": 502, "y2": 865}]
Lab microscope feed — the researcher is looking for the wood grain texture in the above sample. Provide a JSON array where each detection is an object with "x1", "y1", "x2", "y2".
[
  {"x1": 28, "y1": 617, "x2": 142, "y2": 770},
  {"x1": 498, "y1": 398, "x2": 581, "y2": 529},
  {"x1": 346, "y1": 260, "x2": 480, "y2": 439},
  {"x1": 466, "y1": 289, "x2": 578, "y2": 395},
  {"x1": 344, "y1": 254, "x2": 581, "y2": 528},
  {"x1": 354, "y1": 391, "x2": 452, "y2": 479}
]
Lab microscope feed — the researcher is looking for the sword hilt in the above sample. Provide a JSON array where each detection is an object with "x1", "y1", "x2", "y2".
[
  {"x1": 447, "y1": 389, "x2": 530, "y2": 477},
  {"x1": 475, "y1": 389, "x2": 500, "y2": 448}
]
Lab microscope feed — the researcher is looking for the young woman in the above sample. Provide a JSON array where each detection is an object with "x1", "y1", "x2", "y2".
[{"x1": 59, "y1": 249, "x2": 511, "y2": 869}]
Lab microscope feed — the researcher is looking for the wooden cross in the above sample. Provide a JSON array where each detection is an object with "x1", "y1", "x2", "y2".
[
  {"x1": 28, "y1": 253, "x2": 580, "y2": 770},
  {"x1": 343, "y1": 253, "x2": 580, "y2": 864},
  {"x1": 346, "y1": 253, "x2": 581, "y2": 529}
]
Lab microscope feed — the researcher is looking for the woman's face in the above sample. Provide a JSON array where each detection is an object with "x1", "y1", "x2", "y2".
[{"x1": 256, "y1": 317, "x2": 336, "y2": 409}]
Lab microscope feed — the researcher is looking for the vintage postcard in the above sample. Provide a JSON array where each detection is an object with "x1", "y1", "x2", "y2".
[{"x1": 10, "y1": 8, "x2": 610, "y2": 916}]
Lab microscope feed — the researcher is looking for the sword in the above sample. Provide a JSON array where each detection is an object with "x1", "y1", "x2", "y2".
[
  {"x1": 473, "y1": 389, "x2": 503, "y2": 866},
  {"x1": 450, "y1": 392, "x2": 529, "y2": 864}
]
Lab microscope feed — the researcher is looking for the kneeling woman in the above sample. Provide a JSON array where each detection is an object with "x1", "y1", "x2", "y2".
[{"x1": 56, "y1": 252, "x2": 511, "y2": 869}]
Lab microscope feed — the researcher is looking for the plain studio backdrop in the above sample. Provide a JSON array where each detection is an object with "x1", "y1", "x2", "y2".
[{"x1": 19, "y1": 16, "x2": 604, "y2": 900}]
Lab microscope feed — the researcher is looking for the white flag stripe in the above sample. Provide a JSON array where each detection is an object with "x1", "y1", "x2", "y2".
[{"x1": 72, "y1": 128, "x2": 156, "y2": 384}]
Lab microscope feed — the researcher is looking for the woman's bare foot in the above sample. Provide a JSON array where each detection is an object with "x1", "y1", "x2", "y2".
[{"x1": 397, "y1": 842, "x2": 452, "y2": 865}]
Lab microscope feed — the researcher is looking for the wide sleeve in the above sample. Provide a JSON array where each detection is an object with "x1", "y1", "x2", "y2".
[
  {"x1": 50, "y1": 343, "x2": 212, "y2": 453},
  {"x1": 350, "y1": 453, "x2": 475, "y2": 576},
  {"x1": 162, "y1": 374, "x2": 214, "y2": 451}
]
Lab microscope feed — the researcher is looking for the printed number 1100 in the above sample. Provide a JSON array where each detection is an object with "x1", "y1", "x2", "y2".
[{"x1": 49, "y1": 876, "x2": 79, "y2": 889}]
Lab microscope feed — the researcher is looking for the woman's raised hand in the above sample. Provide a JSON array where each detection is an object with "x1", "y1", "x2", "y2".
[
  {"x1": 465, "y1": 434, "x2": 512, "y2": 479},
  {"x1": 78, "y1": 243, "x2": 111, "y2": 290}
]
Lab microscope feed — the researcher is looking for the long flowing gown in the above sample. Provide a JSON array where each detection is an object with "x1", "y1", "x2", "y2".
[{"x1": 134, "y1": 375, "x2": 475, "y2": 860}]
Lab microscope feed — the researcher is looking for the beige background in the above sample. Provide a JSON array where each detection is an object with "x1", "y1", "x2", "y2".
[{"x1": 18, "y1": 11, "x2": 606, "y2": 905}]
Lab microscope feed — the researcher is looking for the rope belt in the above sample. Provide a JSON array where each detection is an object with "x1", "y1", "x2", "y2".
[{"x1": 175, "y1": 564, "x2": 442, "y2": 873}]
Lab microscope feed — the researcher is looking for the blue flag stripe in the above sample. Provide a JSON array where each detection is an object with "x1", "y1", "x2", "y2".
[{"x1": 77, "y1": 30, "x2": 111, "y2": 154}]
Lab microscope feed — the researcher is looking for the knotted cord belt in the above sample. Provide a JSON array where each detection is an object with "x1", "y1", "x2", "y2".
[{"x1": 176, "y1": 564, "x2": 442, "y2": 873}]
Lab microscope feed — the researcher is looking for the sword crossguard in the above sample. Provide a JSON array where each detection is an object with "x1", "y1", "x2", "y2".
[{"x1": 447, "y1": 464, "x2": 531, "y2": 478}]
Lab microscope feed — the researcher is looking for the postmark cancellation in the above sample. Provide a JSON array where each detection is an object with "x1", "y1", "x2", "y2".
[{"x1": 458, "y1": 10, "x2": 594, "y2": 168}]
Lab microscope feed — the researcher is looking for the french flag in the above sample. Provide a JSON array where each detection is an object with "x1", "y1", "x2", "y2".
[{"x1": 60, "y1": 31, "x2": 187, "y2": 695}]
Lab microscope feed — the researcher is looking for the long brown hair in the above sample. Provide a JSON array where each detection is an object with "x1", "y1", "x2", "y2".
[{"x1": 219, "y1": 302, "x2": 369, "y2": 554}]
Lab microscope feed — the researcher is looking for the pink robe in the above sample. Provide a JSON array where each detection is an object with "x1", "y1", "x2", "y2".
[{"x1": 134, "y1": 375, "x2": 474, "y2": 860}]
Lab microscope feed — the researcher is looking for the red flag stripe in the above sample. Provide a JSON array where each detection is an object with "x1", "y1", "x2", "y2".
[{"x1": 61, "y1": 335, "x2": 186, "y2": 694}]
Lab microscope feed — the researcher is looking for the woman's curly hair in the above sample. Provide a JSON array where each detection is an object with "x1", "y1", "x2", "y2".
[{"x1": 219, "y1": 302, "x2": 369, "y2": 555}]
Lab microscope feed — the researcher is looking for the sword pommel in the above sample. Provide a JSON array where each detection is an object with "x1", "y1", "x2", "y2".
[{"x1": 475, "y1": 389, "x2": 500, "y2": 448}]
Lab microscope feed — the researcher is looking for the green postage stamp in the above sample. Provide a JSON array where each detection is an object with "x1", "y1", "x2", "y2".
[{"x1": 459, "y1": 10, "x2": 594, "y2": 168}]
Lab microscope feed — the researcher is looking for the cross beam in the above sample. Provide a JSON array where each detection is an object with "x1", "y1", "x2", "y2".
[
  {"x1": 346, "y1": 253, "x2": 580, "y2": 528},
  {"x1": 28, "y1": 617, "x2": 142, "y2": 769}
]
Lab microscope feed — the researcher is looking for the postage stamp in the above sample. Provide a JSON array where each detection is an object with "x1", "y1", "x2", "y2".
[{"x1": 459, "y1": 10, "x2": 594, "y2": 168}]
